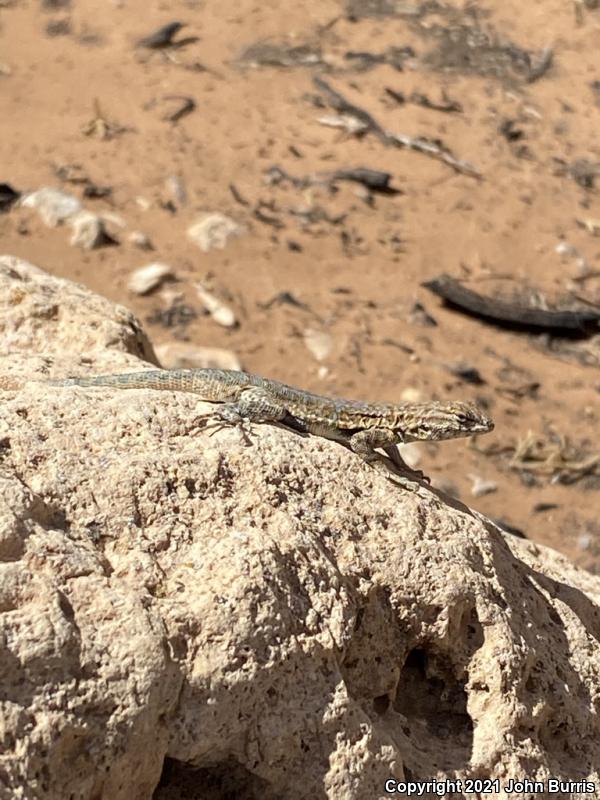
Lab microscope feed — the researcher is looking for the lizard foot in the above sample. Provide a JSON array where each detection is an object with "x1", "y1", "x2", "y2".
[
  {"x1": 386, "y1": 473, "x2": 421, "y2": 491},
  {"x1": 369, "y1": 454, "x2": 429, "y2": 491},
  {"x1": 196, "y1": 414, "x2": 254, "y2": 446},
  {"x1": 408, "y1": 468, "x2": 431, "y2": 484}
]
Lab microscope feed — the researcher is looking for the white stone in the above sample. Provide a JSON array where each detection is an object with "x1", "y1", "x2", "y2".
[
  {"x1": 128, "y1": 231, "x2": 154, "y2": 250},
  {"x1": 154, "y1": 343, "x2": 241, "y2": 370},
  {"x1": 188, "y1": 213, "x2": 244, "y2": 252},
  {"x1": 165, "y1": 175, "x2": 187, "y2": 208},
  {"x1": 470, "y1": 475, "x2": 498, "y2": 497},
  {"x1": 303, "y1": 328, "x2": 333, "y2": 362},
  {"x1": 127, "y1": 263, "x2": 174, "y2": 295},
  {"x1": 69, "y1": 211, "x2": 109, "y2": 250},
  {"x1": 21, "y1": 187, "x2": 82, "y2": 227},
  {"x1": 195, "y1": 283, "x2": 237, "y2": 327}
]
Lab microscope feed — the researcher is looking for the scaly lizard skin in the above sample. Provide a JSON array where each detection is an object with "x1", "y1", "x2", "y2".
[{"x1": 17, "y1": 368, "x2": 494, "y2": 481}]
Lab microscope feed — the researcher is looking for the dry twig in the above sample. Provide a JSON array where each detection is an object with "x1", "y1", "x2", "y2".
[
  {"x1": 510, "y1": 431, "x2": 600, "y2": 484},
  {"x1": 313, "y1": 77, "x2": 481, "y2": 178}
]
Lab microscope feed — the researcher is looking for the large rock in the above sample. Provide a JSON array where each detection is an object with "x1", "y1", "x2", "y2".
[
  {"x1": 0, "y1": 256, "x2": 599, "y2": 800},
  {"x1": 0, "y1": 255, "x2": 157, "y2": 372}
]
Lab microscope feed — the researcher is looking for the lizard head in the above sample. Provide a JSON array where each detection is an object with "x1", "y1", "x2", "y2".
[{"x1": 400, "y1": 401, "x2": 494, "y2": 442}]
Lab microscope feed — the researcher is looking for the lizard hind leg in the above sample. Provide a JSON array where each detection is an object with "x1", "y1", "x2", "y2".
[
  {"x1": 200, "y1": 404, "x2": 252, "y2": 444},
  {"x1": 200, "y1": 387, "x2": 290, "y2": 445}
]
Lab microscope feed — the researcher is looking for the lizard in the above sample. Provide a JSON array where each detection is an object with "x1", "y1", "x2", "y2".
[{"x1": 2, "y1": 368, "x2": 494, "y2": 484}]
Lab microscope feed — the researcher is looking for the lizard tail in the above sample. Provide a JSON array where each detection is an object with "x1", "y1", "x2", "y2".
[{"x1": 46, "y1": 371, "x2": 168, "y2": 389}]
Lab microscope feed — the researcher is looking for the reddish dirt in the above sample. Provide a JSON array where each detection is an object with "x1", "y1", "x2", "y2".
[{"x1": 1, "y1": 0, "x2": 600, "y2": 570}]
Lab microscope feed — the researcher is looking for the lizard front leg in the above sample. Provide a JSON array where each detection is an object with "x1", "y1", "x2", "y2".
[
  {"x1": 348, "y1": 427, "x2": 402, "y2": 464},
  {"x1": 380, "y1": 444, "x2": 429, "y2": 482},
  {"x1": 349, "y1": 428, "x2": 428, "y2": 487}
]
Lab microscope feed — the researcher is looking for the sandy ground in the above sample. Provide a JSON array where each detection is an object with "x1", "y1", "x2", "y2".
[{"x1": 1, "y1": 0, "x2": 600, "y2": 571}]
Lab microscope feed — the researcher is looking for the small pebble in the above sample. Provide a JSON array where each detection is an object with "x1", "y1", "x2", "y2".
[
  {"x1": 69, "y1": 211, "x2": 112, "y2": 250},
  {"x1": 21, "y1": 187, "x2": 81, "y2": 226},
  {"x1": 128, "y1": 263, "x2": 174, "y2": 295},
  {"x1": 128, "y1": 231, "x2": 154, "y2": 250},
  {"x1": 470, "y1": 475, "x2": 498, "y2": 497},
  {"x1": 155, "y1": 343, "x2": 242, "y2": 370},
  {"x1": 400, "y1": 387, "x2": 422, "y2": 403},
  {"x1": 577, "y1": 534, "x2": 592, "y2": 551},
  {"x1": 188, "y1": 213, "x2": 245, "y2": 252},
  {"x1": 195, "y1": 283, "x2": 237, "y2": 327},
  {"x1": 555, "y1": 242, "x2": 578, "y2": 257},
  {"x1": 165, "y1": 175, "x2": 187, "y2": 208},
  {"x1": 303, "y1": 328, "x2": 333, "y2": 362}
]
